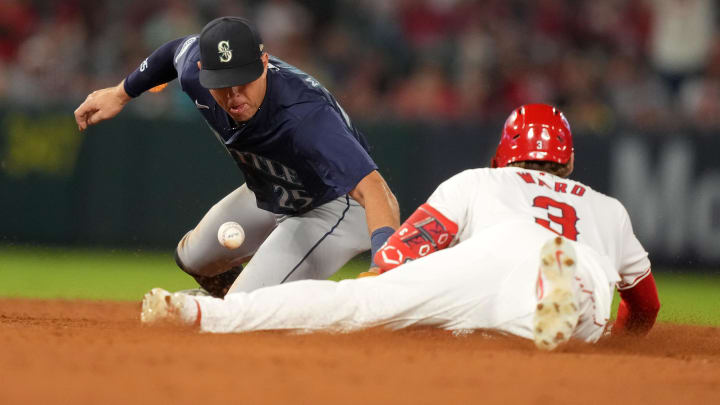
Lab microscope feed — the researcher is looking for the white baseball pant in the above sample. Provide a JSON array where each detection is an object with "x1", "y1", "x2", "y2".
[{"x1": 191, "y1": 222, "x2": 616, "y2": 342}]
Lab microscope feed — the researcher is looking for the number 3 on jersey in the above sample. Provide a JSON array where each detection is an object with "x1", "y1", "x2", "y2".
[{"x1": 532, "y1": 196, "x2": 579, "y2": 240}]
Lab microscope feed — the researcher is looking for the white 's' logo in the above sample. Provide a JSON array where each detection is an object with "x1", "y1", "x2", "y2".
[
  {"x1": 218, "y1": 41, "x2": 232, "y2": 63},
  {"x1": 140, "y1": 58, "x2": 148, "y2": 72}
]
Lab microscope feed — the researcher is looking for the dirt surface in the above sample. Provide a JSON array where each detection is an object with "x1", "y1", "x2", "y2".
[{"x1": 1, "y1": 299, "x2": 719, "y2": 405}]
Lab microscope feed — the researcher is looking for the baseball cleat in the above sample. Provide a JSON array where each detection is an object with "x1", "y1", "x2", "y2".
[
  {"x1": 533, "y1": 236, "x2": 579, "y2": 351},
  {"x1": 141, "y1": 288, "x2": 200, "y2": 326}
]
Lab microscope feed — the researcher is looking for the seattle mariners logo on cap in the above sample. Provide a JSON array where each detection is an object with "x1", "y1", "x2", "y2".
[
  {"x1": 199, "y1": 17, "x2": 264, "y2": 88},
  {"x1": 218, "y1": 41, "x2": 232, "y2": 63}
]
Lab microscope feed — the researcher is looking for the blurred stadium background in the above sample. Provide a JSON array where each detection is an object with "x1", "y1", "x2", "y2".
[{"x1": 0, "y1": 0, "x2": 718, "y2": 309}]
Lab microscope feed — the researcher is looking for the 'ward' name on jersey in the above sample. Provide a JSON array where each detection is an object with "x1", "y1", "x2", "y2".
[{"x1": 516, "y1": 171, "x2": 586, "y2": 197}]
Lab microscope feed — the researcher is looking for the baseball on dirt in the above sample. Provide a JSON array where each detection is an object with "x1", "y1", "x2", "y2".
[{"x1": 217, "y1": 221, "x2": 245, "y2": 250}]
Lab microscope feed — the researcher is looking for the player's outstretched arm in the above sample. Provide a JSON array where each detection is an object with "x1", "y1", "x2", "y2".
[
  {"x1": 372, "y1": 203, "x2": 458, "y2": 274},
  {"x1": 74, "y1": 81, "x2": 131, "y2": 131},
  {"x1": 349, "y1": 170, "x2": 400, "y2": 273},
  {"x1": 613, "y1": 272, "x2": 660, "y2": 336},
  {"x1": 350, "y1": 170, "x2": 400, "y2": 231},
  {"x1": 74, "y1": 37, "x2": 186, "y2": 131}
]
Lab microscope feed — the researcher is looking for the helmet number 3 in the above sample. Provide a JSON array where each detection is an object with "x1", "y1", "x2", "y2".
[{"x1": 532, "y1": 196, "x2": 579, "y2": 240}]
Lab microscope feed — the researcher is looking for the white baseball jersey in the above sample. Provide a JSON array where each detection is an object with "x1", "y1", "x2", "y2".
[{"x1": 427, "y1": 167, "x2": 651, "y2": 290}]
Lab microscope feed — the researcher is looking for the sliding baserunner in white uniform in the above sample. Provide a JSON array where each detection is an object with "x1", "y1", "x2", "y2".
[{"x1": 141, "y1": 104, "x2": 660, "y2": 350}]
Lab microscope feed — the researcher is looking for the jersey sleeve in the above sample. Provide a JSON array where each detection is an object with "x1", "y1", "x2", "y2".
[
  {"x1": 293, "y1": 104, "x2": 378, "y2": 195},
  {"x1": 614, "y1": 273, "x2": 660, "y2": 335},
  {"x1": 123, "y1": 37, "x2": 186, "y2": 97},
  {"x1": 426, "y1": 170, "x2": 474, "y2": 235},
  {"x1": 615, "y1": 204, "x2": 652, "y2": 290}
]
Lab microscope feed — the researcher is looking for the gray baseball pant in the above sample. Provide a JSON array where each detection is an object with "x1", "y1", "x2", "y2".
[{"x1": 175, "y1": 184, "x2": 370, "y2": 293}]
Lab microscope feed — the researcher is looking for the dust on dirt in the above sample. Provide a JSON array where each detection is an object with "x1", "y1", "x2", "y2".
[{"x1": 1, "y1": 299, "x2": 718, "y2": 404}]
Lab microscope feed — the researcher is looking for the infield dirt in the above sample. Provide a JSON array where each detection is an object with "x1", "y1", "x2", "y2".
[{"x1": 1, "y1": 299, "x2": 718, "y2": 404}]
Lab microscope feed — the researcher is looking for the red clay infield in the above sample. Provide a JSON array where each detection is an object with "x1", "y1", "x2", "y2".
[{"x1": 1, "y1": 298, "x2": 719, "y2": 404}]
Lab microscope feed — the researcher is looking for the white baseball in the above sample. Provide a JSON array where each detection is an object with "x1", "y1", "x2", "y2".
[{"x1": 217, "y1": 221, "x2": 245, "y2": 250}]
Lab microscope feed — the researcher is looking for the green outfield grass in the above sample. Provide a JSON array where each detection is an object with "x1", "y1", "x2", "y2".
[
  {"x1": 0, "y1": 245, "x2": 365, "y2": 301},
  {"x1": 0, "y1": 245, "x2": 718, "y2": 326}
]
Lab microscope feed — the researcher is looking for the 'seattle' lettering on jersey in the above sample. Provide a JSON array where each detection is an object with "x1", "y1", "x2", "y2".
[{"x1": 126, "y1": 35, "x2": 377, "y2": 215}]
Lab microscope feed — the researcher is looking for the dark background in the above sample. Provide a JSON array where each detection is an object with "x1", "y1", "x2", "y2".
[{"x1": 1, "y1": 0, "x2": 719, "y2": 268}]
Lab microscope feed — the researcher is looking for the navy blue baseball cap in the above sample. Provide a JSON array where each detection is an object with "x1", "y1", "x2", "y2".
[{"x1": 199, "y1": 17, "x2": 265, "y2": 89}]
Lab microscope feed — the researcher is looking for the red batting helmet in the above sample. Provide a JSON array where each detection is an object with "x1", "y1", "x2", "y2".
[{"x1": 491, "y1": 104, "x2": 573, "y2": 168}]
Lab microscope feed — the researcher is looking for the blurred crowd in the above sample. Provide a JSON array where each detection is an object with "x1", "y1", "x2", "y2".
[{"x1": 1, "y1": 0, "x2": 720, "y2": 132}]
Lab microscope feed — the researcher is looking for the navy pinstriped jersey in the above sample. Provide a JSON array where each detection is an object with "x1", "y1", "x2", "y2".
[{"x1": 124, "y1": 35, "x2": 377, "y2": 215}]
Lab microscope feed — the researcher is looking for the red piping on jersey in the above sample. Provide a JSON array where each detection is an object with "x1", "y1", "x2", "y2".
[{"x1": 574, "y1": 276, "x2": 606, "y2": 328}]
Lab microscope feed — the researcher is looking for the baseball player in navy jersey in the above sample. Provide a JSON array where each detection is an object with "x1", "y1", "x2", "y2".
[
  {"x1": 141, "y1": 104, "x2": 660, "y2": 351},
  {"x1": 74, "y1": 17, "x2": 400, "y2": 297}
]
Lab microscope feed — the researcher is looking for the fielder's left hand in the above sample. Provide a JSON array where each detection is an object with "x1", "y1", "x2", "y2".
[{"x1": 74, "y1": 81, "x2": 132, "y2": 131}]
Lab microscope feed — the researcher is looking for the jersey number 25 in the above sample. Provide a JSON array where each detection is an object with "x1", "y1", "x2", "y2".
[{"x1": 532, "y1": 196, "x2": 579, "y2": 240}]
